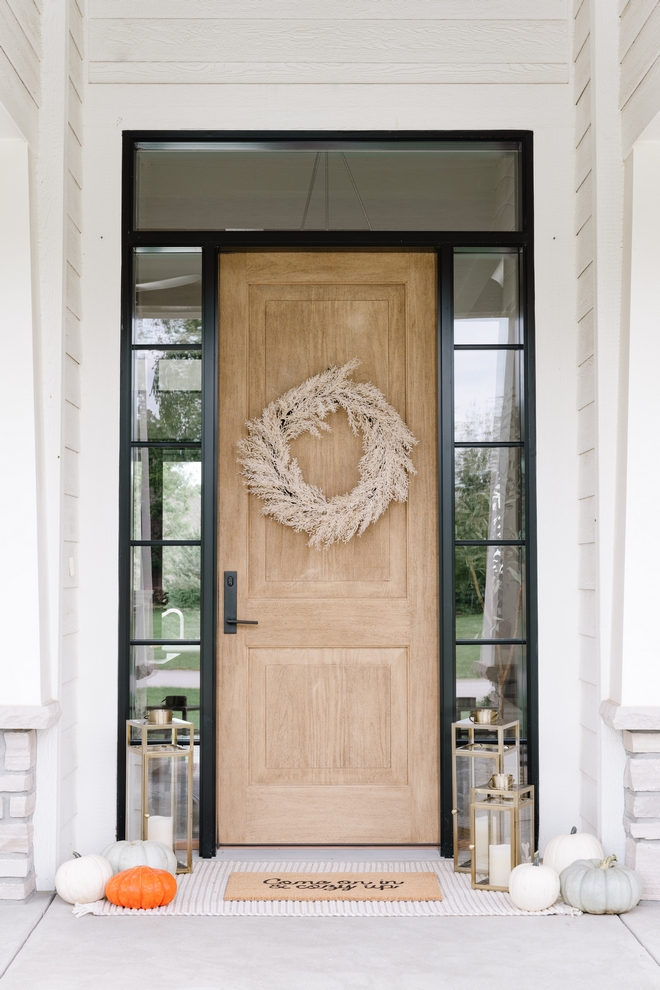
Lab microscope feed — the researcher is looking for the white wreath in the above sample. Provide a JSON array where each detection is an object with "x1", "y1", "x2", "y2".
[{"x1": 237, "y1": 359, "x2": 417, "y2": 548}]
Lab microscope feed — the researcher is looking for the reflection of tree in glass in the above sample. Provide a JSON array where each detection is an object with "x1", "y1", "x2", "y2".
[
  {"x1": 455, "y1": 408, "x2": 524, "y2": 723},
  {"x1": 455, "y1": 409, "x2": 491, "y2": 614},
  {"x1": 162, "y1": 460, "x2": 201, "y2": 611},
  {"x1": 149, "y1": 351, "x2": 202, "y2": 441},
  {"x1": 136, "y1": 318, "x2": 201, "y2": 345},
  {"x1": 163, "y1": 461, "x2": 201, "y2": 540}
]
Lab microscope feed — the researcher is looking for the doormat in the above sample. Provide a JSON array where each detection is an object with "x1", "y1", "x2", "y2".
[
  {"x1": 73, "y1": 860, "x2": 581, "y2": 918},
  {"x1": 224, "y1": 871, "x2": 442, "y2": 902}
]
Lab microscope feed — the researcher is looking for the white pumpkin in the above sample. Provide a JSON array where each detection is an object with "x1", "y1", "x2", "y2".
[
  {"x1": 508, "y1": 860, "x2": 560, "y2": 912},
  {"x1": 543, "y1": 826, "x2": 604, "y2": 877},
  {"x1": 55, "y1": 852, "x2": 113, "y2": 905},
  {"x1": 560, "y1": 855, "x2": 643, "y2": 914},
  {"x1": 101, "y1": 839, "x2": 177, "y2": 876}
]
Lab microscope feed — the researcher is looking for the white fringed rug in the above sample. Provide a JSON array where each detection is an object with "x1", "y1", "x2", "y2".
[{"x1": 74, "y1": 860, "x2": 580, "y2": 918}]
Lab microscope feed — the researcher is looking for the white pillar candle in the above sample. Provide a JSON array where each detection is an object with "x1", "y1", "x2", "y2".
[
  {"x1": 147, "y1": 815, "x2": 174, "y2": 849},
  {"x1": 489, "y1": 843, "x2": 512, "y2": 887},
  {"x1": 475, "y1": 816, "x2": 489, "y2": 872}
]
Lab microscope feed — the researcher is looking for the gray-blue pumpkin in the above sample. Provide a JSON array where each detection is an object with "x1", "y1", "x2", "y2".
[{"x1": 560, "y1": 855, "x2": 643, "y2": 914}]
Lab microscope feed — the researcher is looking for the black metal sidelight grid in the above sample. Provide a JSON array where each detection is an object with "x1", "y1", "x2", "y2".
[{"x1": 119, "y1": 130, "x2": 538, "y2": 858}]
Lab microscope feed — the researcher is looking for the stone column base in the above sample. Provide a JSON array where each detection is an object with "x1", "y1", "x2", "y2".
[
  {"x1": 0, "y1": 730, "x2": 37, "y2": 899},
  {"x1": 601, "y1": 702, "x2": 660, "y2": 900}
]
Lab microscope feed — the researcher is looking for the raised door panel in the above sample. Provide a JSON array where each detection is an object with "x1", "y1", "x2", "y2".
[
  {"x1": 247, "y1": 283, "x2": 406, "y2": 598},
  {"x1": 248, "y1": 648, "x2": 408, "y2": 786}
]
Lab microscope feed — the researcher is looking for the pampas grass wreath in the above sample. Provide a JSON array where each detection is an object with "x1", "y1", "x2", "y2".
[{"x1": 237, "y1": 359, "x2": 418, "y2": 549}]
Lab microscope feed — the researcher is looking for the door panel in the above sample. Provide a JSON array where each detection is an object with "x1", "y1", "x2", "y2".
[{"x1": 218, "y1": 250, "x2": 439, "y2": 844}]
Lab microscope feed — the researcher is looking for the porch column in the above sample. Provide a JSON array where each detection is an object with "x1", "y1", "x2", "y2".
[{"x1": 601, "y1": 139, "x2": 660, "y2": 897}]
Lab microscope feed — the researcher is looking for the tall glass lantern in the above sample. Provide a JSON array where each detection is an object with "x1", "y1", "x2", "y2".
[
  {"x1": 451, "y1": 718, "x2": 520, "y2": 872},
  {"x1": 470, "y1": 782, "x2": 534, "y2": 891},
  {"x1": 126, "y1": 717, "x2": 194, "y2": 874}
]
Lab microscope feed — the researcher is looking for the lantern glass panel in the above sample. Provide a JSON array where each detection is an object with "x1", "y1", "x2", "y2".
[
  {"x1": 146, "y1": 753, "x2": 190, "y2": 872},
  {"x1": 126, "y1": 745, "x2": 143, "y2": 843},
  {"x1": 518, "y1": 798, "x2": 534, "y2": 866},
  {"x1": 452, "y1": 718, "x2": 520, "y2": 873},
  {"x1": 125, "y1": 719, "x2": 194, "y2": 873},
  {"x1": 473, "y1": 802, "x2": 513, "y2": 889},
  {"x1": 455, "y1": 749, "x2": 499, "y2": 871}
]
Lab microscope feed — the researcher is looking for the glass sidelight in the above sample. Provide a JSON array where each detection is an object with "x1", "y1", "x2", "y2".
[
  {"x1": 127, "y1": 248, "x2": 203, "y2": 843},
  {"x1": 452, "y1": 249, "x2": 529, "y2": 775}
]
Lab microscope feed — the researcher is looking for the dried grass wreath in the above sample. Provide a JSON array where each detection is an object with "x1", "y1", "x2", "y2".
[{"x1": 237, "y1": 359, "x2": 418, "y2": 548}]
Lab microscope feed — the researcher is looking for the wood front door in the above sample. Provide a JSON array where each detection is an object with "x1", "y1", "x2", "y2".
[{"x1": 217, "y1": 251, "x2": 439, "y2": 844}]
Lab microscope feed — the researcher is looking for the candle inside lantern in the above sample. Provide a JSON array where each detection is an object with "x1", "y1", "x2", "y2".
[
  {"x1": 147, "y1": 815, "x2": 174, "y2": 849},
  {"x1": 489, "y1": 843, "x2": 511, "y2": 887},
  {"x1": 475, "y1": 816, "x2": 489, "y2": 872}
]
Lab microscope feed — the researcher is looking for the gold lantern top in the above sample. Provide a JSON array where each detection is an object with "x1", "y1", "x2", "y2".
[{"x1": 127, "y1": 717, "x2": 195, "y2": 753}]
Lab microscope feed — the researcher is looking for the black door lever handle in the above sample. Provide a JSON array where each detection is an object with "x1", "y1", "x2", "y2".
[{"x1": 223, "y1": 571, "x2": 258, "y2": 634}]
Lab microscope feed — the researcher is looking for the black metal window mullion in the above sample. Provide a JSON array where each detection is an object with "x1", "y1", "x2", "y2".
[
  {"x1": 199, "y1": 243, "x2": 219, "y2": 858},
  {"x1": 439, "y1": 243, "x2": 456, "y2": 859}
]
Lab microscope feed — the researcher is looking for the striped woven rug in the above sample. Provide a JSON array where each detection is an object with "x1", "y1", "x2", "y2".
[{"x1": 74, "y1": 860, "x2": 579, "y2": 918}]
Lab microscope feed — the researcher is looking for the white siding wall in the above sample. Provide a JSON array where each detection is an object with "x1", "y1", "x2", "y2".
[
  {"x1": 573, "y1": 0, "x2": 599, "y2": 835},
  {"x1": 620, "y1": 0, "x2": 660, "y2": 150},
  {"x1": 87, "y1": 0, "x2": 569, "y2": 86},
  {"x1": 59, "y1": 0, "x2": 84, "y2": 864}
]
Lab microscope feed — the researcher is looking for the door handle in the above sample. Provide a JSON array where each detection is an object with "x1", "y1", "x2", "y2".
[{"x1": 223, "y1": 571, "x2": 259, "y2": 634}]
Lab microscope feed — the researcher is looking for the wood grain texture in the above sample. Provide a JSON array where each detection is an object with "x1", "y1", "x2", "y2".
[
  {"x1": 87, "y1": 8, "x2": 568, "y2": 85},
  {"x1": 622, "y1": 51, "x2": 660, "y2": 149},
  {"x1": 574, "y1": 33, "x2": 590, "y2": 101},
  {"x1": 575, "y1": 79, "x2": 591, "y2": 145},
  {"x1": 248, "y1": 648, "x2": 408, "y2": 785},
  {"x1": 575, "y1": 215, "x2": 594, "y2": 277},
  {"x1": 620, "y1": 1, "x2": 660, "y2": 106},
  {"x1": 0, "y1": 44, "x2": 38, "y2": 145},
  {"x1": 6, "y1": 0, "x2": 39, "y2": 60},
  {"x1": 573, "y1": 0, "x2": 589, "y2": 60},
  {"x1": 89, "y1": 61, "x2": 568, "y2": 85},
  {"x1": 575, "y1": 170, "x2": 592, "y2": 234},
  {"x1": 69, "y1": 0, "x2": 84, "y2": 59},
  {"x1": 576, "y1": 262, "x2": 594, "y2": 323},
  {"x1": 90, "y1": 19, "x2": 568, "y2": 63},
  {"x1": 0, "y1": 0, "x2": 40, "y2": 104},
  {"x1": 91, "y1": 1, "x2": 568, "y2": 21},
  {"x1": 575, "y1": 126, "x2": 592, "y2": 191},
  {"x1": 248, "y1": 282, "x2": 406, "y2": 598},
  {"x1": 217, "y1": 251, "x2": 439, "y2": 845},
  {"x1": 620, "y1": 0, "x2": 658, "y2": 60}
]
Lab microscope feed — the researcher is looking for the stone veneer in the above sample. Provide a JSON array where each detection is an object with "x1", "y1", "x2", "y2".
[
  {"x1": 0, "y1": 730, "x2": 36, "y2": 899},
  {"x1": 601, "y1": 702, "x2": 660, "y2": 900},
  {"x1": 623, "y1": 730, "x2": 660, "y2": 899}
]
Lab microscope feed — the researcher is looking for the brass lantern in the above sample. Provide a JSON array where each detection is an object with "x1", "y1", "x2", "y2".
[
  {"x1": 451, "y1": 717, "x2": 520, "y2": 873},
  {"x1": 470, "y1": 782, "x2": 534, "y2": 891},
  {"x1": 126, "y1": 716, "x2": 194, "y2": 874}
]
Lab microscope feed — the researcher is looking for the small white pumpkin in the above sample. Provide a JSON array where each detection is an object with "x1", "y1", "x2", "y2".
[
  {"x1": 543, "y1": 826, "x2": 604, "y2": 877},
  {"x1": 560, "y1": 855, "x2": 643, "y2": 914},
  {"x1": 55, "y1": 852, "x2": 113, "y2": 905},
  {"x1": 508, "y1": 855, "x2": 560, "y2": 912},
  {"x1": 101, "y1": 839, "x2": 177, "y2": 876}
]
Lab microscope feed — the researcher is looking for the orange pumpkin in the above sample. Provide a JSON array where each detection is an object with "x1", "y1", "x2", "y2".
[{"x1": 105, "y1": 865, "x2": 177, "y2": 909}]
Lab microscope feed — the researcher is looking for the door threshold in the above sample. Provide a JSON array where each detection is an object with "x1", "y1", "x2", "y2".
[{"x1": 212, "y1": 846, "x2": 443, "y2": 862}]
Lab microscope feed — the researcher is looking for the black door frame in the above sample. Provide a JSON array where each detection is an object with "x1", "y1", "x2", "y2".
[{"x1": 118, "y1": 130, "x2": 537, "y2": 858}]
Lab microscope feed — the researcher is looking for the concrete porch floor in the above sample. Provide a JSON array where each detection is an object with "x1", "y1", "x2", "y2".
[{"x1": 2, "y1": 849, "x2": 660, "y2": 990}]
